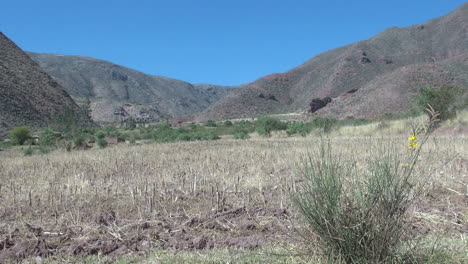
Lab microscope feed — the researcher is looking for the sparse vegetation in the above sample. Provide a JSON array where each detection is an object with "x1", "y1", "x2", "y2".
[
  {"x1": 73, "y1": 133, "x2": 86, "y2": 148},
  {"x1": 9, "y1": 126, "x2": 31, "y2": 145},
  {"x1": 23, "y1": 145, "x2": 33, "y2": 156},
  {"x1": 310, "y1": 116, "x2": 337, "y2": 133},
  {"x1": 0, "y1": 132, "x2": 465, "y2": 263},
  {"x1": 124, "y1": 117, "x2": 137, "y2": 130},
  {"x1": 52, "y1": 105, "x2": 80, "y2": 133},
  {"x1": 255, "y1": 116, "x2": 287, "y2": 137},
  {"x1": 97, "y1": 138, "x2": 108, "y2": 148},
  {"x1": 95, "y1": 130, "x2": 106, "y2": 139},
  {"x1": 0, "y1": 113, "x2": 466, "y2": 263},
  {"x1": 205, "y1": 120, "x2": 217, "y2": 127},
  {"x1": 287, "y1": 122, "x2": 312, "y2": 136},
  {"x1": 415, "y1": 86, "x2": 463, "y2": 122},
  {"x1": 233, "y1": 130, "x2": 250, "y2": 140},
  {"x1": 129, "y1": 134, "x2": 137, "y2": 144},
  {"x1": 152, "y1": 124, "x2": 179, "y2": 142},
  {"x1": 39, "y1": 129, "x2": 58, "y2": 147}
]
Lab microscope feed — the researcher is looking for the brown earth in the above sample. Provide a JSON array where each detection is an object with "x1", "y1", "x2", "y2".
[
  {"x1": 0, "y1": 186, "x2": 465, "y2": 262},
  {"x1": 0, "y1": 199, "x2": 291, "y2": 262}
]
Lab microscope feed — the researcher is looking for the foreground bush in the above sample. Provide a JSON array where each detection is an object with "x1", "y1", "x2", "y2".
[
  {"x1": 293, "y1": 113, "x2": 438, "y2": 263},
  {"x1": 10, "y1": 126, "x2": 31, "y2": 145}
]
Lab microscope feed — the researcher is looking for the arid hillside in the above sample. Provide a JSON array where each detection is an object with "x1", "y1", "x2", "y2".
[
  {"x1": 28, "y1": 52, "x2": 238, "y2": 123},
  {"x1": 199, "y1": 3, "x2": 468, "y2": 120},
  {"x1": 0, "y1": 33, "x2": 90, "y2": 134}
]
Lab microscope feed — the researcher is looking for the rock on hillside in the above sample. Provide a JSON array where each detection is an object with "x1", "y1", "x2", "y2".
[
  {"x1": 0, "y1": 33, "x2": 90, "y2": 134},
  {"x1": 27, "y1": 53, "x2": 238, "y2": 123},
  {"x1": 198, "y1": 3, "x2": 468, "y2": 120}
]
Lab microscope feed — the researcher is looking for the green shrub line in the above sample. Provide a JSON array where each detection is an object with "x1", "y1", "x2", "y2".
[
  {"x1": 1, "y1": 109, "x2": 457, "y2": 154},
  {"x1": 3, "y1": 84, "x2": 463, "y2": 153}
]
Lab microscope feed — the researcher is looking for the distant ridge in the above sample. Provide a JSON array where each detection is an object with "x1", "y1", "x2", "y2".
[
  {"x1": 27, "y1": 52, "x2": 239, "y2": 123},
  {"x1": 198, "y1": 3, "x2": 468, "y2": 120},
  {"x1": 0, "y1": 33, "x2": 90, "y2": 134}
]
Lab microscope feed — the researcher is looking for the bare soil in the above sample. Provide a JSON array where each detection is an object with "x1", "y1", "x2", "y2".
[
  {"x1": 0, "y1": 204, "x2": 291, "y2": 262},
  {"x1": 0, "y1": 138, "x2": 466, "y2": 262},
  {"x1": 1, "y1": 188, "x2": 466, "y2": 262}
]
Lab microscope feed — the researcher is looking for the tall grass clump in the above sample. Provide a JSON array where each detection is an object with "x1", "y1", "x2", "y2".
[{"x1": 293, "y1": 108, "x2": 439, "y2": 263}]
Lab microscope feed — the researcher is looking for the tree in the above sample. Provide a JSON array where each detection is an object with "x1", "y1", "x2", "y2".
[
  {"x1": 415, "y1": 86, "x2": 463, "y2": 121},
  {"x1": 10, "y1": 126, "x2": 31, "y2": 145},
  {"x1": 255, "y1": 116, "x2": 287, "y2": 137}
]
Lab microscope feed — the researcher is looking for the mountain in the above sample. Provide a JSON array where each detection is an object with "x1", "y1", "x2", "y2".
[
  {"x1": 0, "y1": 33, "x2": 90, "y2": 135},
  {"x1": 198, "y1": 3, "x2": 468, "y2": 121},
  {"x1": 27, "y1": 52, "x2": 238, "y2": 123}
]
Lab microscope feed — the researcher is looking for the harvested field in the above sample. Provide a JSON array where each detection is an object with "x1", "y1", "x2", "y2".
[{"x1": 0, "y1": 136, "x2": 467, "y2": 263}]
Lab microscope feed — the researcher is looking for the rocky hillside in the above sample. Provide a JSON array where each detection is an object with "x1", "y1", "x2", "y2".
[
  {"x1": 27, "y1": 53, "x2": 238, "y2": 123},
  {"x1": 0, "y1": 33, "x2": 90, "y2": 134},
  {"x1": 199, "y1": 3, "x2": 468, "y2": 121}
]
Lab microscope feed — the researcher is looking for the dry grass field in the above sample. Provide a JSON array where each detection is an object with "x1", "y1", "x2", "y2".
[{"x1": 0, "y1": 131, "x2": 467, "y2": 263}]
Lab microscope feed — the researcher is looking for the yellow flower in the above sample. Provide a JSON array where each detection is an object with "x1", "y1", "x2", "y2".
[
  {"x1": 401, "y1": 163, "x2": 409, "y2": 167},
  {"x1": 408, "y1": 135, "x2": 418, "y2": 150}
]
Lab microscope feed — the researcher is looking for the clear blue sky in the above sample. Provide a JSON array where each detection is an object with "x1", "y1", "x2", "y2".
[{"x1": 1, "y1": 0, "x2": 466, "y2": 85}]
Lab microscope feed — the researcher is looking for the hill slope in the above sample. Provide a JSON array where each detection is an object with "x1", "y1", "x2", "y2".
[
  {"x1": 27, "y1": 53, "x2": 238, "y2": 123},
  {"x1": 199, "y1": 3, "x2": 468, "y2": 120},
  {"x1": 0, "y1": 33, "x2": 90, "y2": 134}
]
